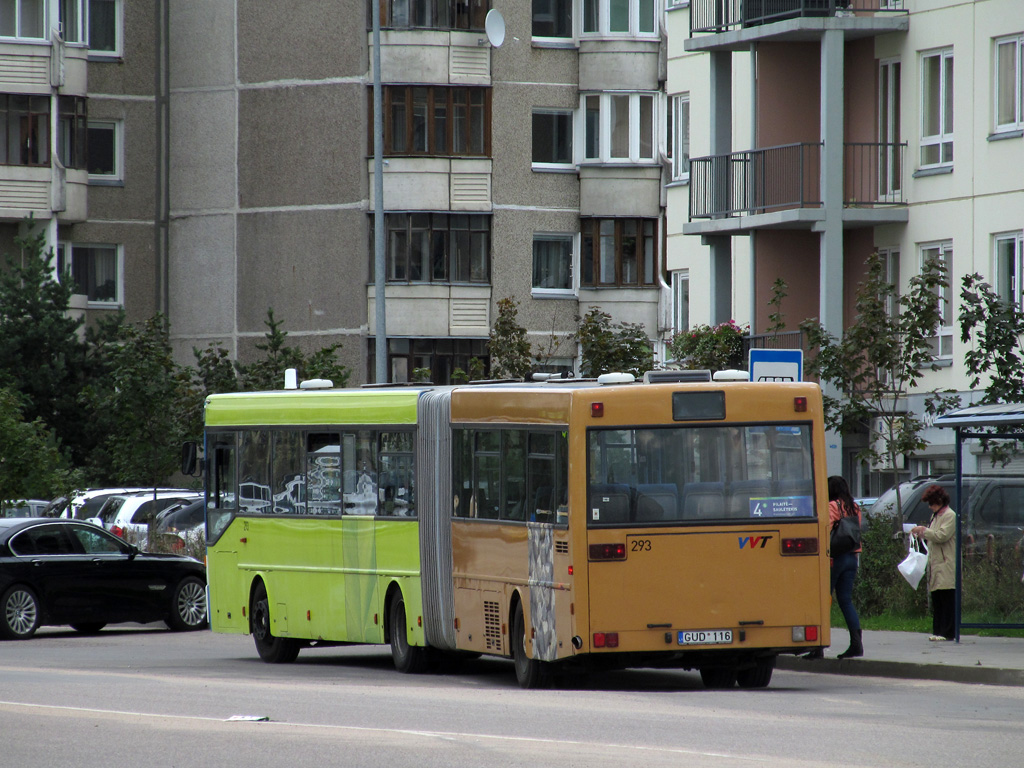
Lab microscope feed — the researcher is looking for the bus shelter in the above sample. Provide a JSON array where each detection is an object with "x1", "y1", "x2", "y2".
[{"x1": 934, "y1": 403, "x2": 1024, "y2": 640}]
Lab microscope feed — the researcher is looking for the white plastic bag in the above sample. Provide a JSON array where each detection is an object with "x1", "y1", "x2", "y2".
[{"x1": 898, "y1": 536, "x2": 928, "y2": 590}]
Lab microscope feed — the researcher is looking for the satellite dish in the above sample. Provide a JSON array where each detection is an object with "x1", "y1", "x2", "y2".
[{"x1": 485, "y1": 9, "x2": 505, "y2": 48}]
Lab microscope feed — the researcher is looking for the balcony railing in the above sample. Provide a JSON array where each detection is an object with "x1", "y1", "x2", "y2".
[
  {"x1": 742, "y1": 330, "x2": 810, "y2": 359},
  {"x1": 845, "y1": 142, "x2": 907, "y2": 206},
  {"x1": 689, "y1": 142, "x2": 907, "y2": 219},
  {"x1": 689, "y1": 143, "x2": 822, "y2": 219},
  {"x1": 690, "y1": 0, "x2": 906, "y2": 36}
]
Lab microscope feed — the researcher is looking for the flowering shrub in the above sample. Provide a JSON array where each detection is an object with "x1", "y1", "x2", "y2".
[{"x1": 668, "y1": 320, "x2": 748, "y2": 372}]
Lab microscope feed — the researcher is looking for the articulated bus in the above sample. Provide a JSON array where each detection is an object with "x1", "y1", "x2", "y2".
[{"x1": 202, "y1": 376, "x2": 831, "y2": 688}]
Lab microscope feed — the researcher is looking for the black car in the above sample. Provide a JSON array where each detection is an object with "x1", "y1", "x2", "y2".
[{"x1": 0, "y1": 518, "x2": 207, "y2": 639}]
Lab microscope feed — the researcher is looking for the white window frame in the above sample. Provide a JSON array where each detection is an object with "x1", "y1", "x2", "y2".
[
  {"x1": 994, "y1": 231, "x2": 1024, "y2": 309},
  {"x1": 920, "y1": 241, "x2": 953, "y2": 360},
  {"x1": 581, "y1": 0, "x2": 658, "y2": 40},
  {"x1": 878, "y1": 58, "x2": 902, "y2": 199},
  {"x1": 994, "y1": 34, "x2": 1024, "y2": 134},
  {"x1": 580, "y1": 92, "x2": 657, "y2": 164},
  {"x1": 0, "y1": 0, "x2": 46, "y2": 39},
  {"x1": 87, "y1": 118, "x2": 123, "y2": 183},
  {"x1": 531, "y1": 233, "x2": 576, "y2": 297},
  {"x1": 671, "y1": 269, "x2": 689, "y2": 334},
  {"x1": 88, "y1": 0, "x2": 123, "y2": 58},
  {"x1": 879, "y1": 247, "x2": 900, "y2": 319},
  {"x1": 532, "y1": 109, "x2": 575, "y2": 171},
  {"x1": 919, "y1": 47, "x2": 954, "y2": 169},
  {"x1": 58, "y1": 242, "x2": 124, "y2": 306},
  {"x1": 670, "y1": 93, "x2": 690, "y2": 182}
]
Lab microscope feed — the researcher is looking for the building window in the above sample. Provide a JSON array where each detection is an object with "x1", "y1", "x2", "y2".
[
  {"x1": 581, "y1": 0, "x2": 656, "y2": 38},
  {"x1": 379, "y1": 86, "x2": 490, "y2": 157},
  {"x1": 879, "y1": 59, "x2": 902, "y2": 196},
  {"x1": 532, "y1": 110, "x2": 573, "y2": 168},
  {"x1": 880, "y1": 247, "x2": 900, "y2": 318},
  {"x1": 57, "y1": 97, "x2": 88, "y2": 171},
  {"x1": 370, "y1": 337, "x2": 490, "y2": 385},
  {"x1": 375, "y1": 212, "x2": 490, "y2": 284},
  {"x1": 381, "y1": 0, "x2": 489, "y2": 30},
  {"x1": 0, "y1": 0, "x2": 45, "y2": 39},
  {"x1": 582, "y1": 92, "x2": 656, "y2": 163},
  {"x1": 59, "y1": 0, "x2": 86, "y2": 43},
  {"x1": 920, "y1": 241, "x2": 952, "y2": 359},
  {"x1": 671, "y1": 94, "x2": 690, "y2": 181},
  {"x1": 87, "y1": 119, "x2": 122, "y2": 181},
  {"x1": 0, "y1": 94, "x2": 49, "y2": 167},
  {"x1": 533, "y1": 234, "x2": 574, "y2": 293},
  {"x1": 88, "y1": 0, "x2": 121, "y2": 55},
  {"x1": 995, "y1": 232, "x2": 1024, "y2": 308},
  {"x1": 671, "y1": 269, "x2": 689, "y2": 333},
  {"x1": 995, "y1": 35, "x2": 1024, "y2": 133},
  {"x1": 920, "y1": 48, "x2": 953, "y2": 168},
  {"x1": 580, "y1": 218, "x2": 657, "y2": 287},
  {"x1": 57, "y1": 243, "x2": 122, "y2": 304},
  {"x1": 532, "y1": 0, "x2": 572, "y2": 38}
]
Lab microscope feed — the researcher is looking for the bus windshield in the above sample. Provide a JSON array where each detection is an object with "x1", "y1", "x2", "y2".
[{"x1": 587, "y1": 423, "x2": 814, "y2": 526}]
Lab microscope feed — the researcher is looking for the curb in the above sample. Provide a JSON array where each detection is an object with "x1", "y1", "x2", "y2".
[{"x1": 778, "y1": 655, "x2": 1024, "y2": 687}]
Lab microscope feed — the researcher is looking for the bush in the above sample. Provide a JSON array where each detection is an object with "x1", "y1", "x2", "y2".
[
  {"x1": 667, "y1": 320, "x2": 747, "y2": 372},
  {"x1": 853, "y1": 514, "x2": 927, "y2": 619}
]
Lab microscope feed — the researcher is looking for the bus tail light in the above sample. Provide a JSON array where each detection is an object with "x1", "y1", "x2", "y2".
[
  {"x1": 593, "y1": 632, "x2": 619, "y2": 648},
  {"x1": 794, "y1": 396, "x2": 807, "y2": 412},
  {"x1": 591, "y1": 402, "x2": 604, "y2": 418},
  {"x1": 781, "y1": 537, "x2": 818, "y2": 555},
  {"x1": 589, "y1": 543, "x2": 626, "y2": 561},
  {"x1": 793, "y1": 625, "x2": 819, "y2": 642}
]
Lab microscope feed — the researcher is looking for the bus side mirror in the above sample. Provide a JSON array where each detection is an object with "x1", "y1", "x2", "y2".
[{"x1": 181, "y1": 442, "x2": 200, "y2": 476}]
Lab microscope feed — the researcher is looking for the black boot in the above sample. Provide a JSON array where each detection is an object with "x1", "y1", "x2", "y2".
[
  {"x1": 801, "y1": 648, "x2": 824, "y2": 660},
  {"x1": 837, "y1": 629, "x2": 863, "y2": 659}
]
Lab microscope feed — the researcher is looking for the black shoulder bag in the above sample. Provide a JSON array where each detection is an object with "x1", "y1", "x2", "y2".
[{"x1": 830, "y1": 506, "x2": 861, "y2": 556}]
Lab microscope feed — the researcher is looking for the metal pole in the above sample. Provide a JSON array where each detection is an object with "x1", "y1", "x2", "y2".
[
  {"x1": 954, "y1": 427, "x2": 963, "y2": 642},
  {"x1": 372, "y1": 0, "x2": 387, "y2": 383}
]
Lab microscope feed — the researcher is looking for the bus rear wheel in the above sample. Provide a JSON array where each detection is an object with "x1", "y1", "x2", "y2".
[
  {"x1": 736, "y1": 656, "x2": 775, "y2": 688},
  {"x1": 389, "y1": 593, "x2": 430, "y2": 674},
  {"x1": 512, "y1": 602, "x2": 549, "y2": 689},
  {"x1": 251, "y1": 582, "x2": 300, "y2": 664},
  {"x1": 699, "y1": 666, "x2": 737, "y2": 689}
]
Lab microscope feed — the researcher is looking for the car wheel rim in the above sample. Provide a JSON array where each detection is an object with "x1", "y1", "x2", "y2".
[
  {"x1": 177, "y1": 581, "x2": 207, "y2": 627},
  {"x1": 6, "y1": 590, "x2": 37, "y2": 635}
]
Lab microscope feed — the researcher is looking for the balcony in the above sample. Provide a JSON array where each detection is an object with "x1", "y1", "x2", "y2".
[
  {"x1": 687, "y1": 0, "x2": 908, "y2": 51},
  {"x1": 685, "y1": 142, "x2": 907, "y2": 234}
]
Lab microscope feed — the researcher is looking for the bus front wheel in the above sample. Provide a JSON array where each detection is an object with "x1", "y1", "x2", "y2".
[
  {"x1": 389, "y1": 593, "x2": 430, "y2": 674},
  {"x1": 512, "y1": 602, "x2": 549, "y2": 689},
  {"x1": 251, "y1": 582, "x2": 300, "y2": 664}
]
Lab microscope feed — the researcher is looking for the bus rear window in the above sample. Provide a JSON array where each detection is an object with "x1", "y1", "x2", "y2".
[{"x1": 586, "y1": 424, "x2": 815, "y2": 526}]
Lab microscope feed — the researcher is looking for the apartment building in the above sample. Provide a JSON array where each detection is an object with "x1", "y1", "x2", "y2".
[
  {"x1": 668, "y1": 0, "x2": 1024, "y2": 492},
  {"x1": 0, "y1": 0, "x2": 156, "y2": 328},
  {"x1": 167, "y1": 1, "x2": 671, "y2": 384}
]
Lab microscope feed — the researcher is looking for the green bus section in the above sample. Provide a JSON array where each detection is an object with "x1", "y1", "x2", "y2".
[
  {"x1": 208, "y1": 515, "x2": 423, "y2": 646},
  {"x1": 205, "y1": 390, "x2": 421, "y2": 427}
]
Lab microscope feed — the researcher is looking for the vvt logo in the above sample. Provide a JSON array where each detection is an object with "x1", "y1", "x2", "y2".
[{"x1": 738, "y1": 535, "x2": 773, "y2": 549}]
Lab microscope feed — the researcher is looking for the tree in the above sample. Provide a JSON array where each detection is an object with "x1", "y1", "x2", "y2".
[
  {"x1": 0, "y1": 387, "x2": 84, "y2": 506},
  {"x1": 667, "y1": 320, "x2": 747, "y2": 372},
  {"x1": 800, "y1": 251, "x2": 958, "y2": 509},
  {"x1": 237, "y1": 309, "x2": 350, "y2": 391},
  {"x1": 0, "y1": 225, "x2": 91, "y2": 466},
  {"x1": 81, "y1": 314, "x2": 196, "y2": 488},
  {"x1": 957, "y1": 273, "x2": 1024, "y2": 465},
  {"x1": 576, "y1": 307, "x2": 654, "y2": 378},
  {"x1": 489, "y1": 297, "x2": 533, "y2": 380}
]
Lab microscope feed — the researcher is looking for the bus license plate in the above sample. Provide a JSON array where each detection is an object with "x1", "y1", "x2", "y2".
[{"x1": 678, "y1": 630, "x2": 733, "y2": 646}]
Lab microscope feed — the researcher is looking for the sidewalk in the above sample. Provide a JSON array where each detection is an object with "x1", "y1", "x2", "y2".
[{"x1": 777, "y1": 628, "x2": 1024, "y2": 687}]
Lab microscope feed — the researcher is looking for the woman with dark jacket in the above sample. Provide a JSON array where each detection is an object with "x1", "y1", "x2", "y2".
[
  {"x1": 910, "y1": 484, "x2": 957, "y2": 641},
  {"x1": 828, "y1": 475, "x2": 863, "y2": 658}
]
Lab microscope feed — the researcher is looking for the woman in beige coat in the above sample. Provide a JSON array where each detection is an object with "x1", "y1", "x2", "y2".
[{"x1": 910, "y1": 484, "x2": 957, "y2": 641}]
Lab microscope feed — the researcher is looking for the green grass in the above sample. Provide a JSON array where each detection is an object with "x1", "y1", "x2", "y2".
[{"x1": 830, "y1": 604, "x2": 1024, "y2": 637}]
